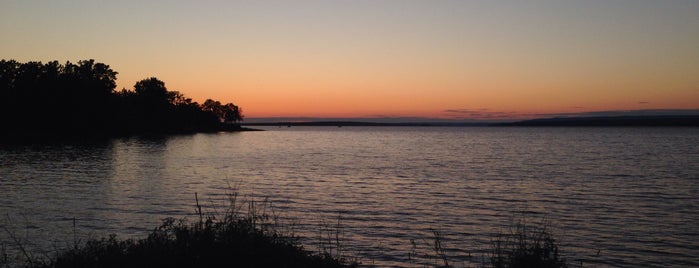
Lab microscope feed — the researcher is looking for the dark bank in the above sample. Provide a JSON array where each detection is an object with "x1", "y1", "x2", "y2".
[{"x1": 0, "y1": 59, "x2": 251, "y2": 143}]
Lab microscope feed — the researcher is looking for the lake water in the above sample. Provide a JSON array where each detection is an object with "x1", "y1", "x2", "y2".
[{"x1": 1, "y1": 127, "x2": 698, "y2": 267}]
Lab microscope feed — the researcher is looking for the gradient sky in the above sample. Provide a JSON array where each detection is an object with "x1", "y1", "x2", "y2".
[{"x1": 2, "y1": 1, "x2": 698, "y2": 119}]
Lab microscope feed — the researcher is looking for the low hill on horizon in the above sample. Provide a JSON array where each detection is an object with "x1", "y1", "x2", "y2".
[{"x1": 243, "y1": 110, "x2": 699, "y2": 127}]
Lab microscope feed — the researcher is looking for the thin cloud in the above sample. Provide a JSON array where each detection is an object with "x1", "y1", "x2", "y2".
[
  {"x1": 535, "y1": 109, "x2": 699, "y2": 118},
  {"x1": 442, "y1": 108, "x2": 529, "y2": 120}
]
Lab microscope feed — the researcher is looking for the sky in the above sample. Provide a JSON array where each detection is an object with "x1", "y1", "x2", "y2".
[{"x1": 2, "y1": 0, "x2": 698, "y2": 120}]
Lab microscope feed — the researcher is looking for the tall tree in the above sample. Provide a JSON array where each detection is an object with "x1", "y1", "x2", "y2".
[
  {"x1": 134, "y1": 77, "x2": 168, "y2": 104},
  {"x1": 223, "y1": 103, "x2": 243, "y2": 124},
  {"x1": 201, "y1": 99, "x2": 243, "y2": 124}
]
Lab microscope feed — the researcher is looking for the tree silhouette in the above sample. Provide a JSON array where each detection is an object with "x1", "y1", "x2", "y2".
[
  {"x1": 201, "y1": 99, "x2": 243, "y2": 124},
  {"x1": 134, "y1": 77, "x2": 169, "y2": 106},
  {"x1": 223, "y1": 103, "x2": 243, "y2": 124},
  {"x1": 64, "y1": 59, "x2": 118, "y2": 96},
  {"x1": 1, "y1": 59, "x2": 244, "y2": 140}
]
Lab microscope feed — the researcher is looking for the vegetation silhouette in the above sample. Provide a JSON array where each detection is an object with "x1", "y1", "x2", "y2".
[
  {"x1": 2, "y1": 191, "x2": 357, "y2": 268},
  {"x1": 0, "y1": 59, "x2": 245, "y2": 141},
  {"x1": 1, "y1": 192, "x2": 571, "y2": 268}
]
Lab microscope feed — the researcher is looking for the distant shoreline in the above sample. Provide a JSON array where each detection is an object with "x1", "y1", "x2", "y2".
[
  {"x1": 496, "y1": 115, "x2": 699, "y2": 127},
  {"x1": 243, "y1": 115, "x2": 699, "y2": 128},
  {"x1": 4, "y1": 115, "x2": 697, "y2": 143}
]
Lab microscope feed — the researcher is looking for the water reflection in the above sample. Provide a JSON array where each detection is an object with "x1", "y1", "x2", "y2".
[
  {"x1": 1, "y1": 128, "x2": 699, "y2": 267},
  {"x1": 1, "y1": 141, "x2": 116, "y2": 251},
  {"x1": 0, "y1": 136, "x2": 202, "y2": 251}
]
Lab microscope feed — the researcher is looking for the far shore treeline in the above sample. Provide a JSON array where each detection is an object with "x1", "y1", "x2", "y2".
[{"x1": 0, "y1": 59, "x2": 245, "y2": 141}]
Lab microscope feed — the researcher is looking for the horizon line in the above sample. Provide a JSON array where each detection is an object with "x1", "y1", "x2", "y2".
[{"x1": 244, "y1": 109, "x2": 699, "y2": 124}]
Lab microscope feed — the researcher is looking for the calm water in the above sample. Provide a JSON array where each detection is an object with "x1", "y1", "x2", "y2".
[{"x1": 1, "y1": 127, "x2": 698, "y2": 267}]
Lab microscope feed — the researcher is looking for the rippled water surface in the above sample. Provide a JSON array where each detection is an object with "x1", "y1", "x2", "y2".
[{"x1": 2, "y1": 127, "x2": 699, "y2": 267}]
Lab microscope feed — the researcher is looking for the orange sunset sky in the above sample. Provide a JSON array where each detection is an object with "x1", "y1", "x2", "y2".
[{"x1": 2, "y1": 1, "x2": 698, "y2": 120}]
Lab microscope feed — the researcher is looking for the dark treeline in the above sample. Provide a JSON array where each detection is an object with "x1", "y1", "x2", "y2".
[{"x1": 0, "y1": 59, "x2": 244, "y2": 140}]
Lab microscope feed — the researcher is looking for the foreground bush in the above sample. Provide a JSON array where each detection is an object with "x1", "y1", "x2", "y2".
[
  {"x1": 3, "y1": 192, "x2": 569, "y2": 268},
  {"x1": 488, "y1": 218, "x2": 567, "y2": 268},
  {"x1": 9, "y1": 192, "x2": 356, "y2": 268},
  {"x1": 42, "y1": 218, "x2": 352, "y2": 268},
  {"x1": 404, "y1": 218, "x2": 569, "y2": 268}
]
